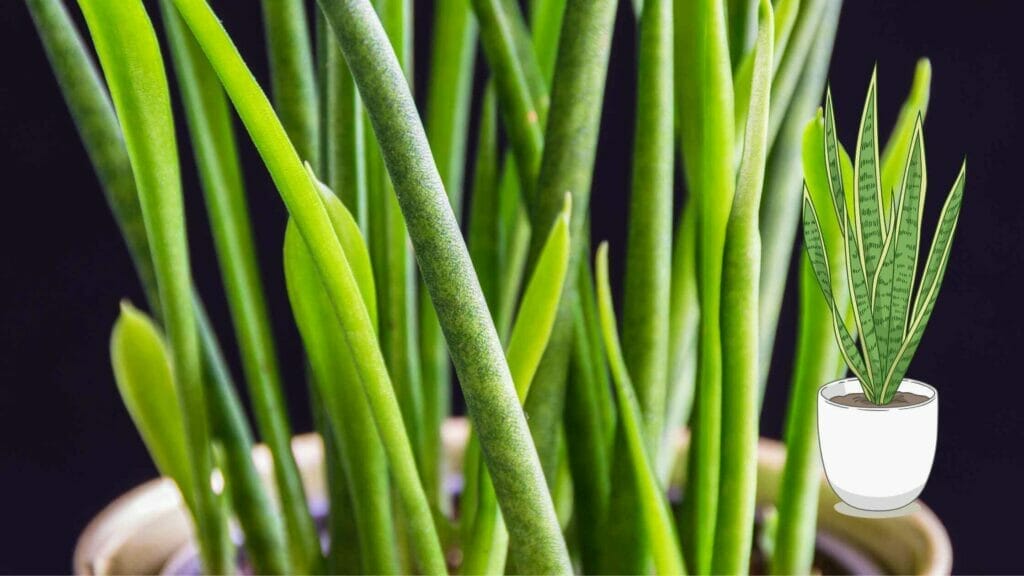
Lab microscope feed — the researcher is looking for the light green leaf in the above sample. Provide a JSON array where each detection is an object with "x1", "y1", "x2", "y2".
[
  {"x1": 880, "y1": 58, "x2": 931, "y2": 222},
  {"x1": 78, "y1": 0, "x2": 227, "y2": 569},
  {"x1": 506, "y1": 193, "x2": 572, "y2": 401},
  {"x1": 595, "y1": 243, "x2": 687, "y2": 576},
  {"x1": 305, "y1": 165, "x2": 378, "y2": 328},
  {"x1": 712, "y1": 1, "x2": 771, "y2": 570},
  {"x1": 110, "y1": 303, "x2": 194, "y2": 508},
  {"x1": 283, "y1": 216, "x2": 399, "y2": 574}
]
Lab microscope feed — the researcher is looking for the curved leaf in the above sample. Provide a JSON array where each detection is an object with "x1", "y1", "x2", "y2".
[
  {"x1": 881, "y1": 161, "x2": 965, "y2": 401},
  {"x1": 110, "y1": 303, "x2": 193, "y2": 507},
  {"x1": 168, "y1": 0, "x2": 446, "y2": 569},
  {"x1": 283, "y1": 217, "x2": 398, "y2": 574},
  {"x1": 801, "y1": 190, "x2": 868, "y2": 383},
  {"x1": 77, "y1": 0, "x2": 227, "y2": 569},
  {"x1": 880, "y1": 58, "x2": 931, "y2": 220},
  {"x1": 872, "y1": 118, "x2": 926, "y2": 372},
  {"x1": 825, "y1": 88, "x2": 880, "y2": 395},
  {"x1": 714, "y1": 2, "x2": 772, "y2": 571},
  {"x1": 507, "y1": 193, "x2": 572, "y2": 400},
  {"x1": 306, "y1": 165, "x2": 378, "y2": 328},
  {"x1": 595, "y1": 243, "x2": 687, "y2": 576}
]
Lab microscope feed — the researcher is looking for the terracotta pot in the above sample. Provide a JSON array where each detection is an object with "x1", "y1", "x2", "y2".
[{"x1": 75, "y1": 418, "x2": 951, "y2": 575}]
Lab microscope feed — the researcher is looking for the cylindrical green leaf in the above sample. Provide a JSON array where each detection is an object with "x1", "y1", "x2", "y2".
[
  {"x1": 713, "y1": 2, "x2": 773, "y2": 572},
  {"x1": 623, "y1": 0, "x2": 674, "y2": 456},
  {"x1": 166, "y1": 0, "x2": 446, "y2": 571},
  {"x1": 76, "y1": 1, "x2": 227, "y2": 570},
  {"x1": 421, "y1": 0, "x2": 478, "y2": 515},
  {"x1": 676, "y1": 0, "x2": 735, "y2": 571},
  {"x1": 158, "y1": 6, "x2": 318, "y2": 570},
  {"x1": 524, "y1": 0, "x2": 619, "y2": 494},
  {"x1": 317, "y1": 1, "x2": 571, "y2": 570},
  {"x1": 261, "y1": 0, "x2": 319, "y2": 169}
]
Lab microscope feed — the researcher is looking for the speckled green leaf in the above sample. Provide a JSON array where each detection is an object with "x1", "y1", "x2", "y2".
[
  {"x1": 461, "y1": 196, "x2": 571, "y2": 575},
  {"x1": 317, "y1": 0, "x2": 569, "y2": 570},
  {"x1": 801, "y1": 190, "x2": 868, "y2": 383},
  {"x1": 823, "y1": 90, "x2": 850, "y2": 232},
  {"x1": 880, "y1": 161, "x2": 965, "y2": 402},
  {"x1": 854, "y1": 69, "x2": 886, "y2": 279},
  {"x1": 872, "y1": 119, "x2": 925, "y2": 371},
  {"x1": 826, "y1": 88, "x2": 881, "y2": 393}
]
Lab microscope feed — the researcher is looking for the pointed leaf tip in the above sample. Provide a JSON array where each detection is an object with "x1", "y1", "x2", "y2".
[{"x1": 560, "y1": 191, "x2": 573, "y2": 224}]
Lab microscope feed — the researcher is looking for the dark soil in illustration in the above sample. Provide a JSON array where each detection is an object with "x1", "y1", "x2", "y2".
[{"x1": 829, "y1": 392, "x2": 930, "y2": 408}]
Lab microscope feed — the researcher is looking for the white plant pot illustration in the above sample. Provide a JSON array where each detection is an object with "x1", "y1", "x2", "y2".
[{"x1": 818, "y1": 377, "x2": 938, "y2": 511}]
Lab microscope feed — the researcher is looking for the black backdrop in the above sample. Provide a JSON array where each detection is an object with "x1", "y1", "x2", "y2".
[{"x1": 2, "y1": 1, "x2": 1021, "y2": 573}]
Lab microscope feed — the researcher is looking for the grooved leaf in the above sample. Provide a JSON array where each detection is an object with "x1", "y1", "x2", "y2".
[{"x1": 880, "y1": 161, "x2": 965, "y2": 402}]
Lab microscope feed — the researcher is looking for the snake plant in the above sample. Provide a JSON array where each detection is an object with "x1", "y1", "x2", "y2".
[
  {"x1": 802, "y1": 73, "x2": 966, "y2": 405},
  {"x1": 25, "y1": 0, "x2": 962, "y2": 573}
]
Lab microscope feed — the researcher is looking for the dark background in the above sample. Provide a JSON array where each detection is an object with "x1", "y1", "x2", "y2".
[{"x1": 1, "y1": 0, "x2": 1020, "y2": 573}]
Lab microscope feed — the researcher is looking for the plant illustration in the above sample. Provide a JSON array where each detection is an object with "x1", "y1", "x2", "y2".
[
  {"x1": 802, "y1": 71, "x2": 966, "y2": 405},
  {"x1": 25, "y1": 0, "x2": 965, "y2": 572}
]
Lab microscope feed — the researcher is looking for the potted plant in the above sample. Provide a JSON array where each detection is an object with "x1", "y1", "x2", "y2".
[
  {"x1": 25, "y1": 0, "x2": 955, "y2": 573},
  {"x1": 801, "y1": 73, "x2": 965, "y2": 512}
]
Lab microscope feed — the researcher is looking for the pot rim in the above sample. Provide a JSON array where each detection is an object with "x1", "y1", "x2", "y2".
[
  {"x1": 820, "y1": 377, "x2": 938, "y2": 411},
  {"x1": 76, "y1": 419, "x2": 953, "y2": 575}
]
